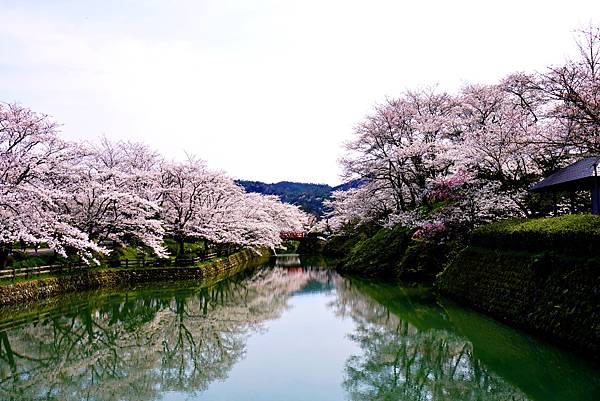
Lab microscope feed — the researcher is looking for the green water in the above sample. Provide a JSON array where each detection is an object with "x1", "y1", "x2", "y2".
[{"x1": 0, "y1": 255, "x2": 598, "y2": 401}]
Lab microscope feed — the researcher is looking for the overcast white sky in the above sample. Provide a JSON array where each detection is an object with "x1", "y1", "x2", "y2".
[{"x1": 1, "y1": 0, "x2": 598, "y2": 185}]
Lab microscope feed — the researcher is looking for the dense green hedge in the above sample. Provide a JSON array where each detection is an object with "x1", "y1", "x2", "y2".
[{"x1": 471, "y1": 214, "x2": 600, "y2": 257}]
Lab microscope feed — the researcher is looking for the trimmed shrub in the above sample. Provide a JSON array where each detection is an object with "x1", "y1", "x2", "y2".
[{"x1": 471, "y1": 214, "x2": 600, "y2": 257}]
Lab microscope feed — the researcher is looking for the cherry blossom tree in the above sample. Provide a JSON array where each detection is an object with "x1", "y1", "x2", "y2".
[
  {"x1": 0, "y1": 103, "x2": 101, "y2": 266},
  {"x1": 159, "y1": 157, "x2": 310, "y2": 254},
  {"x1": 57, "y1": 138, "x2": 166, "y2": 257},
  {"x1": 328, "y1": 88, "x2": 469, "y2": 234},
  {"x1": 322, "y1": 183, "x2": 395, "y2": 233},
  {"x1": 0, "y1": 103, "x2": 318, "y2": 266},
  {"x1": 222, "y1": 193, "x2": 309, "y2": 250},
  {"x1": 158, "y1": 157, "x2": 245, "y2": 256},
  {"x1": 456, "y1": 82, "x2": 546, "y2": 215},
  {"x1": 327, "y1": 82, "x2": 550, "y2": 234},
  {"x1": 537, "y1": 26, "x2": 600, "y2": 153},
  {"x1": 219, "y1": 193, "x2": 283, "y2": 250},
  {"x1": 259, "y1": 194, "x2": 309, "y2": 233},
  {"x1": 340, "y1": 88, "x2": 460, "y2": 216}
]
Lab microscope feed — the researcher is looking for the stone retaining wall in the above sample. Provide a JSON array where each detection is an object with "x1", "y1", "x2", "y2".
[
  {"x1": 436, "y1": 246, "x2": 600, "y2": 361},
  {"x1": 0, "y1": 249, "x2": 268, "y2": 308}
]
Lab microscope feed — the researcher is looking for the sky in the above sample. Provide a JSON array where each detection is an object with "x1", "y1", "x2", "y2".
[{"x1": 1, "y1": 0, "x2": 599, "y2": 185}]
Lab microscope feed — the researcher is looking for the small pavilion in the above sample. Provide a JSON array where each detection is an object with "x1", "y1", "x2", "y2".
[{"x1": 530, "y1": 156, "x2": 600, "y2": 215}]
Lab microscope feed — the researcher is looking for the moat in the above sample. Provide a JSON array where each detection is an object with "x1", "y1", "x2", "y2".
[{"x1": 0, "y1": 255, "x2": 598, "y2": 401}]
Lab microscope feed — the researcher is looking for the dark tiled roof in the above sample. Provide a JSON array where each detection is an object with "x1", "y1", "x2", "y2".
[{"x1": 530, "y1": 156, "x2": 600, "y2": 191}]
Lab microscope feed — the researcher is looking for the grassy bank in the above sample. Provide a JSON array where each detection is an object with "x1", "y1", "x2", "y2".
[
  {"x1": 470, "y1": 214, "x2": 600, "y2": 256},
  {"x1": 325, "y1": 215, "x2": 600, "y2": 361},
  {"x1": 324, "y1": 225, "x2": 458, "y2": 282},
  {"x1": 0, "y1": 249, "x2": 269, "y2": 308}
]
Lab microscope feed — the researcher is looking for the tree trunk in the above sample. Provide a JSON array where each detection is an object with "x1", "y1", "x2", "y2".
[
  {"x1": 177, "y1": 236, "x2": 185, "y2": 258},
  {"x1": 0, "y1": 243, "x2": 9, "y2": 269},
  {"x1": 0, "y1": 331, "x2": 17, "y2": 374},
  {"x1": 199, "y1": 238, "x2": 207, "y2": 259}
]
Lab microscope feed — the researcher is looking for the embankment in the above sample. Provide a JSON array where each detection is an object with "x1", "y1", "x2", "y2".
[
  {"x1": 325, "y1": 225, "x2": 454, "y2": 282},
  {"x1": 436, "y1": 215, "x2": 600, "y2": 360},
  {"x1": 0, "y1": 248, "x2": 268, "y2": 308}
]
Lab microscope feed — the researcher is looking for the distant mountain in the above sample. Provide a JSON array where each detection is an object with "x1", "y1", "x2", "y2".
[
  {"x1": 331, "y1": 179, "x2": 365, "y2": 192},
  {"x1": 236, "y1": 179, "x2": 363, "y2": 217}
]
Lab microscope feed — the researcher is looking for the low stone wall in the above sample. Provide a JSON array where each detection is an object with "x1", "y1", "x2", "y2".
[
  {"x1": 436, "y1": 246, "x2": 600, "y2": 361},
  {"x1": 0, "y1": 249, "x2": 269, "y2": 308}
]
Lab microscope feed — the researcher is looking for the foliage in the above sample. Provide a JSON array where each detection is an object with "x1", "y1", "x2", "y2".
[
  {"x1": 163, "y1": 238, "x2": 205, "y2": 257},
  {"x1": 322, "y1": 26, "x2": 600, "y2": 242},
  {"x1": 109, "y1": 245, "x2": 158, "y2": 260},
  {"x1": 295, "y1": 234, "x2": 327, "y2": 254},
  {"x1": 237, "y1": 180, "x2": 332, "y2": 216},
  {"x1": 0, "y1": 105, "x2": 311, "y2": 266},
  {"x1": 8, "y1": 252, "x2": 57, "y2": 269},
  {"x1": 341, "y1": 225, "x2": 412, "y2": 279},
  {"x1": 337, "y1": 224, "x2": 461, "y2": 281},
  {"x1": 334, "y1": 213, "x2": 600, "y2": 282},
  {"x1": 237, "y1": 179, "x2": 364, "y2": 218},
  {"x1": 322, "y1": 224, "x2": 377, "y2": 258},
  {"x1": 470, "y1": 214, "x2": 600, "y2": 256}
]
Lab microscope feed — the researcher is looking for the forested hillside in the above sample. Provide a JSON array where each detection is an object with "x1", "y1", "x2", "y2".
[{"x1": 236, "y1": 180, "x2": 361, "y2": 217}]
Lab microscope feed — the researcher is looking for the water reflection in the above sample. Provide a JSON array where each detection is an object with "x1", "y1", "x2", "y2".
[
  {"x1": 273, "y1": 254, "x2": 302, "y2": 267},
  {"x1": 0, "y1": 258, "x2": 597, "y2": 401},
  {"x1": 333, "y1": 280, "x2": 600, "y2": 401},
  {"x1": 333, "y1": 281, "x2": 527, "y2": 401},
  {"x1": 0, "y1": 264, "x2": 339, "y2": 401}
]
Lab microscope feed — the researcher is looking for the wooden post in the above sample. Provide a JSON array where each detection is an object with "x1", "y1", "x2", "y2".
[
  {"x1": 553, "y1": 191, "x2": 558, "y2": 216},
  {"x1": 125, "y1": 259, "x2": 129, "y2": 269}
]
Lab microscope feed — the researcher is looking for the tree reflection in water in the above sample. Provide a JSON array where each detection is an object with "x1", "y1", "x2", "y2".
[
  {"x1": 332, "y1": 281, "x2": 600, "y2": 401},
  {"x1": 0, "y1": 267, "x2": 328, "y2": 401},
  {"x1": 0, "y1": 264, "x2": 598, "y2": 401},
  {"x1": 344, "y1": 325, "x2": 527, "y2": 401}
]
